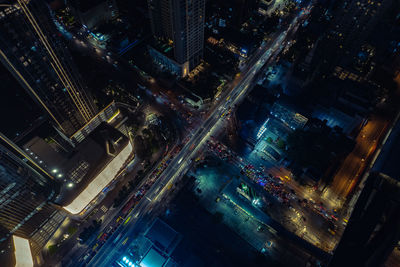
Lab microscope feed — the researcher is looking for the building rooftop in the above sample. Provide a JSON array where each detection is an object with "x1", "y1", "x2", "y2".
[
  {"x1": 140, "y1": 248, "x2": 167, "y2": 267},
  {"x1": 56, "y1": 123, "x2": 132, "y2": 214},
  {"x1": 270, "y1": 102, "x2": 308, "y2": 130},
  {"x1": 144, "y1": 219, "x2": 181, "y2": 255},
  {"x1": 151, "y1": 39, "x2": 175, "y2": 59},
  {"x1": 13, "y1": 235, "x2": 33, "y2": 267}
]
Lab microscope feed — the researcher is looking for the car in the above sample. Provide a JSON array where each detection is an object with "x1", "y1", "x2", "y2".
[
  {"x1": 328, "y1": 229, "x2": 336, "y2": 235},
  {"x1": 106, "y1": 226, "x2": 113, "y2": 234}
]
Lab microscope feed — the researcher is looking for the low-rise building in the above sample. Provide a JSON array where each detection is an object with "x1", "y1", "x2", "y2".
[{"x1": 68, "y1": 0, "x2": 118, "y2": 29}]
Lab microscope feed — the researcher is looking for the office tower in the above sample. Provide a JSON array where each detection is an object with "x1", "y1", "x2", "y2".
[
  {"x1": 329, "y1": 172, "x2": 400, "y2": 267},
  {"x1": 0, "y1": 0, "x2": 98, "y2": 138},
  {"x1": 148, "y1": 0, "x2": 205, "y2": 76},
  {"x1": 0, "y1": 133, "x2": 60, "y2": 256}
]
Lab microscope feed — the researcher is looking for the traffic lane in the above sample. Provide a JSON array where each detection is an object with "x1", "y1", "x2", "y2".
[
  {"x1": 259, "y1": 165, "x2": 340, "y2": 229},
  {"x1": 88, "y1": 198, "x2": 152, "y2": 267},
  {"x1": 86, "y1": 149, "x2": 179, "y2": 266},
  {"x1": 94, "y1": 58, "x2": 289, "y2": 265},
  {"x1": 209, "y1": 141, "x2": 340, "y2": 249},
  {"x1": 61, "y1": 161, "x2": 142, "y2": 266},
  {"x1": 329, "y1": 115, "x2": 388, "y2": 197},
  {"x1": 220, "y1": 155, "x2": 339, "y2": 251},
  {"x1": 88, "y1": 8, "x2": 309, "y2": 266},
  {"x1": 75, "y1": 6, "x2": 276, "y2": 266}
]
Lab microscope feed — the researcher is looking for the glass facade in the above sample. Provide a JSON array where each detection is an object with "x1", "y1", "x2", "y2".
[
  {"x1": 0, "y1": 0, "x2": 98, "y2": 137},
  {"x1": 148, "y1": 0, "x2": 205, "y2": 75},
  {"x1": 0, "y1": 133, "x2": 58, "y2": 252}
]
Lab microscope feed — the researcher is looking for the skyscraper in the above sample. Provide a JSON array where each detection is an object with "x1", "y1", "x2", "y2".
[
  {"x1": 0, "y1": 133, "x2": 60, "y2": 256},
  {"x1": 329, "y1": 172, "x2": 400, "y2": 267},
  {"x1": 0, "y1": 0, "x2": 98, "y2": 138},
  {"x1": 148, "y1": 0, "x2": 205, "y2": 76}
]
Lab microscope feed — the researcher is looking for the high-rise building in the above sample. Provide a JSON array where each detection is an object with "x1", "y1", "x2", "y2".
[
  {"x1": 0, "y1": 0, "x2": 98, "y2": 138},
  {"x1": 148, "y1": 0, "x2": 205, "y2": 76},
  {"x1": 329, "y1": 172, "x2": 400, "y2": 267},
  {"x1": 0, "y1": 133, "x2": 63, "y2": 261},
  {"x1": 330, "y1": 116, "x2": 400, "y2": 267}
]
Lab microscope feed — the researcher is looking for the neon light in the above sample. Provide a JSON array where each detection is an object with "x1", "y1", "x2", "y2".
[
  {"x1": 107, "y1": 109, "x2": 121, "y2": 123},
  {"x1": 63, "y1": 142, "x2": 133, "y2": 214},
  {"x1": 119, "y1": 40, "x2": 139, "y2": 54},
  {"x1": 13, "y1": 236, "x2": 33, "y2": 267},
  {"x1": 257, "y1": 118, "x2": 269, "y2": 139}
]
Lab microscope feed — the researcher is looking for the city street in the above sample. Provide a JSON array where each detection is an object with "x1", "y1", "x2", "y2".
[
  {"x1": 207, "y1": 140, "x2": 340, "y2": 253},
  {"x1": 87, "y1": 4, "x2": 313, "y2": 266},
  {"x1": 325, "y1": 115, "x2": 388, "y2": 205},
  {"x1": 1, "y1": 0, "x2": 399, "y2": 267},
  {"x1": 192, "y1": 161, "x2": 329, "y2": 264}
]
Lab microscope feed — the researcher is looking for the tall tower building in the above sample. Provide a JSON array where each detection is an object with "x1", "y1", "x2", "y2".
[
  {"x1": 0, "y1": 0, "x2": 98, "y2": 138},
  {"x1": 0, "y1": 133, "x2": 60, "y2": 259},
  {"x1": 329, "y1": 172, "x2": 400, "y2": 267},
  {"x1": 148, "y1": 0, "x2": 205, "y2": 76}
]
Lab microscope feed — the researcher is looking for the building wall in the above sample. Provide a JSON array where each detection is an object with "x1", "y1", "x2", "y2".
[
  {"x1": 0, "y1": 134, "x2": 58, "y2": 252},
  {"x1": 70, "y1": 101, "x2": 119, "y2": 143},
  {"x1": 329, "y1": 172, "x2": 400, "y2": 267},
  {"x1": 148, "y1": 0, "x2": 205, "y2": 75},
  {"x1": 0, "y1": 0, "x2": 98, "y2": 137},
  {"x1": 172, "y1": 0, "x2": 205, "y2": 71},
  {"x1": 148, "y1": 0, "x2": 173, "y2": 40},
  {"x1": 148, "y1": 46, "x2": 183, "y2": 76}
]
